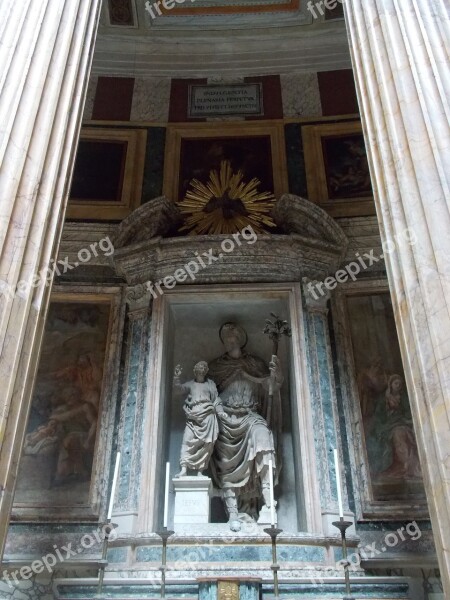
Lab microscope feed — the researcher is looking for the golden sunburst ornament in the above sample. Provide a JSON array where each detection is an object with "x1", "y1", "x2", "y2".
[{"x1": 177, "y1": 160, "x2": 276, "y2": 235}]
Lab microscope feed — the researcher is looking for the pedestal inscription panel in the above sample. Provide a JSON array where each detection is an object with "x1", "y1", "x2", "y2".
[{"x1": 173, "y1": 476, "x2": 212, "y2": 525}]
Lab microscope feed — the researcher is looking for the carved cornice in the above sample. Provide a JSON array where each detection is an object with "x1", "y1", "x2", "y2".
[
  {"x1": 273, "y1": 194, "x2": 348, "y2": 248},
  {"x1": 112, "y1": 194, "x2": 348, "y2": 286},
  {"x1": 115, "y1": 196, "x2": 181, "y2": 248}
]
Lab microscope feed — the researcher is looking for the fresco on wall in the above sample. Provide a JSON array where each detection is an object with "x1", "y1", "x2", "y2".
[
  {"x1": 14, "y1": 302, "x2": 110, "y2": 509},
  {"x1": 347, "y1": 293, "x2": 425, "y2": 502}
]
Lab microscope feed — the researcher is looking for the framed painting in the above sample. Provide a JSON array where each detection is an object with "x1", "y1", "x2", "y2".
[
  {"x1": 163, "y1": 122, "x2": 288, "y2": 209},
  {"x1": 302, "y1": 120, "x2": 375, "y2": 217},
  {"x1": 66, "y1": 128, "x2": 147, "y2": 221},
  {"x1": 12, "y1": 289, "x2": 123, "y2": 521},
  {"x1": 332, "y1": 281, "x2": 428, "y2": 520}
]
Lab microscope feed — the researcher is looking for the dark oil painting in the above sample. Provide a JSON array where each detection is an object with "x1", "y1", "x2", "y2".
[
  {"x1": 70, "y1": 139, "x2": 127, "y2": 202},
  {"x1": 322, "y1": 133, "x2": 373, "y2": 200},
  {"x1": 178, "y1": 136, "x2": 274, "y2": 201}
]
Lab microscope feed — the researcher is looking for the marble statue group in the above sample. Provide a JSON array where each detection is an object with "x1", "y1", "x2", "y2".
[{"x1": 174, "y1": 322, "x2": 284, "y2": 531}]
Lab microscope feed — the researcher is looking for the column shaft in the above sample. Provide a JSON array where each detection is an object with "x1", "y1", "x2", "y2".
[
  {"x1": 344, "y1": 0, "x2": 450, "y2": 589},
  {"x1": 0, "y1": 0, "x2": 102, "y2": 555}
]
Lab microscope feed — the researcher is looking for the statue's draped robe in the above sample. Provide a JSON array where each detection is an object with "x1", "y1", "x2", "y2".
[
  {"x1": 208, "y1": 352, "x2": 282, "y2": 513},
  {"x1": 178, "y1": 379, "x2": 221, "y2": 471}
]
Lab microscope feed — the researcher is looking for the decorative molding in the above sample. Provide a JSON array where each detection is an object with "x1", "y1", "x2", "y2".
[
  {"x1": 125, "y1": 284, "x2": 153, "y2": 314},
  {"x1": 92, "y1": 24, "x2": 351, "y2": 77},
  {"x1": 273, "y1": 194, "x2": 348, "y2": 248},
  {"x1": 57, "y1": 222, "x2": 118, "y2": 267},
  {"x1": 115, "y1": 196, "x2": 181, "y2": 248}
]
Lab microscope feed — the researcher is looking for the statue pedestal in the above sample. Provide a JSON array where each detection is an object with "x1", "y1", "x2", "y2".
[{"x1": 173, "y1": 476, "x2": 212, "y2": 526}]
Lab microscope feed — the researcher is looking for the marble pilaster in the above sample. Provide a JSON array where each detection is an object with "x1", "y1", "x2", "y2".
[
  {"x1": 302, "y1": 283, "x2": 354, "y2": 535},
  {"x1": 0, "y1": 0, "x2": 102, "y2": 555},
  {"x1": 112, "y1": 285, "x2": 153, "y2": 533},
  {"x1": 344, "y1": 0, "x2": 450, "y2": 591}
]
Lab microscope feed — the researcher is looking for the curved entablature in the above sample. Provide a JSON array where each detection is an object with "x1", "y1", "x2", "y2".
[{"x1": 113, "y1": 194, "x2": 348, "y2": 286}]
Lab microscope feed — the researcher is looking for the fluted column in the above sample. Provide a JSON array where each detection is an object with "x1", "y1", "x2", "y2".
[
  {"x1": 0, "y1": 0, "x2": 102, "y2": 555},
  {"x1": 344, "y1": 0, "x2": 450, "y2": 590}
]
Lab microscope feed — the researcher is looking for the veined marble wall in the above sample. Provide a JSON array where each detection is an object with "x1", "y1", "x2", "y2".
[
  {"x1": 280, "y1": 73, "x2": 322, "y2": 118},
  {"x1": 130, "y1": 77, "x2": 172, "y2": 122}
]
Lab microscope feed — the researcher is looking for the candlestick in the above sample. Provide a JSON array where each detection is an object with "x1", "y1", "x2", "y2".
[
  {"x1": 95, "y1": 521, "x2": 117, "y2": 599},
  {"x1": 333, "y1": 449, "x2": 344, "y2": 518},
  {"x1": 332, "y1": 518, "x2": 355, "y2": 600},
  {"x1": 269, "y1": 458, "x2": 275, "y2": 526},
  {"x1": 156, "y1": 528, "x2": 174, "y2": 599},
  {"x1": 163, "y1": 462, "x2": 170, "y2": 528},
  {"x1": 107, "y1": 452, "x2": 121, "y2": 521},
  {"x1": 264, "y1": 526, "x2": 283, "y2": 599}
]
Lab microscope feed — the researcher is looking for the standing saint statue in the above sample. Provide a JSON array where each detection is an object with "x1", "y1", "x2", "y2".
[
  {"x1": 208, "y1": 323, "x2": 284, "y2": 531},
  {"x1": 174, "y1": 361, "x2": 227, "y2": 478}
]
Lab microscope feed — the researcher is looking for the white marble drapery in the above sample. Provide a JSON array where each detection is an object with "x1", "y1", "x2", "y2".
[
  {"x1": 0, "y1": 0, "x2": 102, "y2": 554},
  {"x1": 344, "y1": 0, "x2": 450, "y2": 591}
]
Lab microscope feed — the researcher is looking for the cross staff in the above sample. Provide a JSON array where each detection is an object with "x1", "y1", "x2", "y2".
[{"x1": 263, "y1": 313, "x2": 292, "y2": 425}]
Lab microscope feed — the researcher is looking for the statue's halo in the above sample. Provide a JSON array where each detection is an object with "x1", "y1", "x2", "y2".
[{"x1": 219, "y1": 322, "x2": 248, "y2": 349}]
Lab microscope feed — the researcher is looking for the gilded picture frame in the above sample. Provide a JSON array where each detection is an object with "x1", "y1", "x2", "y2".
[
  {"x1": 67, "y1": 127, "x2": 147, "y2": 221},
  {"x1": 163, "y1": 122, "x2": 289, "y2": 206},
  {"x1": 302, "y1": 120, "x2": 376, "y2": 218}
]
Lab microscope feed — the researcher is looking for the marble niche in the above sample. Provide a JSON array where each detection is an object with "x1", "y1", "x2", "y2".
[
  {"x1": 112, "y1": 193, "x2": 349, "y2": 539},
  {"x1": 156, "y1": 287, "x2": 310, "y2": 534}
]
